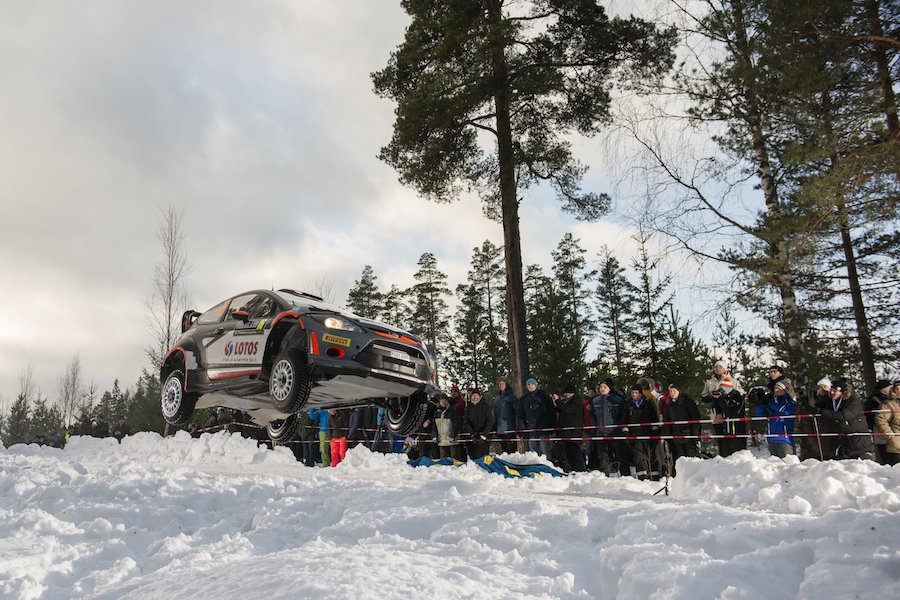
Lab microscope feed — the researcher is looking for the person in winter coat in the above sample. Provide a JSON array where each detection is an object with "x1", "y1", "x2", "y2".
[
  {"x1": 328, "y1": 408, "x2": 350, "y2": 467},
  {"x1": 710, "y1": 377, "x2": 748, "y2": 457},
  {"x1": 662, "y1": 381, "x2": 702, "y2": 474},
  {"x1": 590, "y1": 380, "x2": 622, "y2": 473},
  {"x1": 297, "y1": 409, "x2": 319, "y2": 467},
  {"x1": 517, "y1": 378, "x2": 556, "y2": 457},
  {"x1": 702, "y1": 360, "x2": 745, "y2": 398},
  {"x1": 765, "y1": 365, "x2": 795, "y2": 402},
  {"x1": 432, "y1": 394, "x2": 463, "y2": 460},
  {"x1": 819, "y1": 378, "x2": 875, "y2": 460},
  {"x1": 755, "y1": 380, "x2": 797, "y2": 458},
  {"x1": 463, "y1": 388, "x2": 495, "y2": 460},
  {"x1": 866, "y1": 380, "x2": 893, "y2": 464},
  {"x1": 308, "y1": 407, "x2": 331, "y2": 467},
  {"x1": 622, "y1": 384, "x2": 661, "y2": 479},
  {"x1": 113, "y1": 417, "x2": 131, "y2": 442},
  {"x1": 873, "y1": 381, "x2": 900, "y2": 466},
  {"x1": 796, "y1": 378, "x2": 833, "y2": 460},
  {"x1": 493, "y1": 377, "x2": 518, "y2": 454},
  {"x1": 449, "y1": 385, "x2": 466, "y2": 417},
  {"x1": 556, "y1": 383, "x2": 585, "y2": 472}
]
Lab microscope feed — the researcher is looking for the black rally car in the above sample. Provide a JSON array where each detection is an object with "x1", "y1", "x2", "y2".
[{"x1": 160, "y1": 288, "x2": 438, "y2": 440}]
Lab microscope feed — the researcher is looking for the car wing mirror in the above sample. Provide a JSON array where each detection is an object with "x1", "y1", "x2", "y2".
[
  {"x1": 181, "y1": 310, "x2": 201, "y2": 333},
  {"x1": 231, "y1": 309, "x2": 249, "y2": 323}
]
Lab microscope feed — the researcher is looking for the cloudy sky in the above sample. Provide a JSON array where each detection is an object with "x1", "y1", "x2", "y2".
[{"x1": 0, "y1": 1, "x2": 739, "y2": 406}]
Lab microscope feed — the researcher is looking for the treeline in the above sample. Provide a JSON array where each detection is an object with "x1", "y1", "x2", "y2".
[
  {"x1": 0, "y1": 361, "x2": 164, "y2": 447},
  {"x1": 346, "y1": 231, "x2": 775, "y2": 399}
]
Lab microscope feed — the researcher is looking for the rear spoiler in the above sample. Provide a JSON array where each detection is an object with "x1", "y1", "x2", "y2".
[{"x1": 181, "y1": 310, "x2": 201, "y2": 333}]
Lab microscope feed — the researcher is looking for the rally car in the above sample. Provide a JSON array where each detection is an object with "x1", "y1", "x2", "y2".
[{"x1": 160, "y1": 288, "x2": 438, "y2": 441}]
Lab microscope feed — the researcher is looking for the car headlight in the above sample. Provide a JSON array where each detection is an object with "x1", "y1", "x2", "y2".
[{"x1": 322, "y1": 316, "x2": 360, "y2": 332}]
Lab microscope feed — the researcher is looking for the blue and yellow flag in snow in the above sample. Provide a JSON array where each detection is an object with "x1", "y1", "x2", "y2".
[{"x1": 407, "y1": 455, "x2": 565, "y2": 478}]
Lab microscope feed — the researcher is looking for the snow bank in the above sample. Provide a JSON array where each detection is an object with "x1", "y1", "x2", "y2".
[
  {"x1": 671, "y1": 450, "x2": 900, "y2": 513},
  {"x1": 2, "y1": 434, "x2": 899, "y2": 599},
  {"x1": 64, "y1": 430, "x2": 298, "y2": 467}
]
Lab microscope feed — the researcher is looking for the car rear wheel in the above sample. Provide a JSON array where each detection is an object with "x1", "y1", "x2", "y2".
[
  {"x1": 267, "y1": 414, "x2": 300, "y2": 443},
  {"x1": 386, "y1": 393, "x2": 428, "y2": 436},
  {"x1": 269, "y1": 351, "x2": 311, "y2": 413},
  {"x1": 161, "y1": 370, "x2": 197, "y2": 426}
]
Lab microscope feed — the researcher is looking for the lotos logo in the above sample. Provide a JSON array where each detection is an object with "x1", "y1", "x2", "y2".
[{"x1": 229, "y1": 341, "x2": 259, "y2": 356}]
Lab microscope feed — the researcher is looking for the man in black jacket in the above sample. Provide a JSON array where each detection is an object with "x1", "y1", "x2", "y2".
[
  {"x1": 517, "y1": 378, "x2": 556, "y2": 457},
  {"x1": 820, "y1": 378, "x2": 875, "y2": 460},
  {"x1": 663, "y1": 381, "x2": 701, "y2": 475},
  {"x1": 622, "y1": 384, "x2": 661, "y2": 480},
  {"x1": 463, "y1": 388, "x2": 494, "y2": 460},
  {"x1": 556, "y1": 383, "x2": 585, "y2": 472}
]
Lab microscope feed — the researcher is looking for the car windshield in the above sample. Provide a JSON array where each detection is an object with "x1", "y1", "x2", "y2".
[{"x1": 274, "y1": 290, "x2": 361, "y2": 318}]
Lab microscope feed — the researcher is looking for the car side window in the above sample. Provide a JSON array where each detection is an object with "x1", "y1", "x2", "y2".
[
  {"x1": 246, "y1": 295, "x2": 275, "y2": 320},
  {"x1": 197, "y1": 300, "x2": 228, "y2": 325},
  {"x1": 226, "y1": 294, "x2": 257, "y2": 320}
]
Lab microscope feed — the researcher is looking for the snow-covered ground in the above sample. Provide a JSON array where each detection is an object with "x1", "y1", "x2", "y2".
[{"x1": 1, "y1": 433, "x2": 898, "y2": 599}]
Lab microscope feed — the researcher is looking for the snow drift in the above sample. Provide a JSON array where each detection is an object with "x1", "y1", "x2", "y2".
[{"x1": 1, "y1": 432, "x2": 898, "y2": 599}]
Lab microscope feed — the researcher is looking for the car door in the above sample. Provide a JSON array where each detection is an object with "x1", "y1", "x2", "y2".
[{"x1": 205, "y1": 292, "x2": 275, "y2": 384}]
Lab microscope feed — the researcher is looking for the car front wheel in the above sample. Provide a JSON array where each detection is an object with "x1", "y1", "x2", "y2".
[
  {"x1": 161, "y1": 370, "x2": 197, "y2": 426},
  {"x1": 269, "y1": 351, "x2": 311, "y2": 413}
]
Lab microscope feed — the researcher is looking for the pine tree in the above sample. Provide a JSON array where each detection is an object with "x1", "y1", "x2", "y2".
[
  {"x1": 447, "y1": 282, "x2": 487, "y2": 388},
  {"x1": 408, "y1": 252, "x2": 451, "y2": 385},
  {"x1": 470, "y1": 240, "x2": 508, "y2": 387},
  {"x1": 631, "y1": 228, "x2": 673, "y2": 377},
  {"x1": 374, "y1": 1, "x2": 676, "y2": 395},
  {"x1": 127, "y1": 369, "x2": 165, "y2": 434},
  {"x1": 111, "y1": 379, "x2": 127, "y2": 421},
  {"x1": 657, "y1": 305, "x2": 712, "y2": 397},
  {"x1": 3, "y1": 392, "x2": 30, "y2": 446},
  {"x1": 381, "y1": 284, "x2": 413, "y2": 331},
  {"x1": 595, "y1": 246, "x2": 639, "y2": 381},
  {"x1": 551, "y1": 233, "x2": 595, "y2": 385},
  {"x1": 525, "y1": 266, "x2": 581, "y2": 393},
  {"x1": 346, "y1": 265, "x2": 385, "y2": 319}
]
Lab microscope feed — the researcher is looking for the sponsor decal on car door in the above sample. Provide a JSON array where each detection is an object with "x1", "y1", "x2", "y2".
[{"x1": 206, "y1": 318, "x2": 271, "y2": 381}]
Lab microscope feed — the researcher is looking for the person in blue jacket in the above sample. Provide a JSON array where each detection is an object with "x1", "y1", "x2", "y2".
[
  {"x1": 755, "y1": 380, "x2": 797, "y2": 458},
  {"x1": 494, "y1": 376, "x2": 518, "y2": 454},
  {"x1": 308, "y1": 407, "x2": 331, "y2": 467},
  {"x1": 590, "y1": 380, "x2": 622, "y2": 473}
]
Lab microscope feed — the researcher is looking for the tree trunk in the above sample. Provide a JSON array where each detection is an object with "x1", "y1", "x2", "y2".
[
  {"x1": 731, "y1": 0, "x2": 809, "y2": 390},
  {"x1": 837, "y1": 200, "x2": 877, "y2": 395},
  {"x1": 487, "y1": 0, "x2": 529, "y2": 397},
  {"x1": 867, "y1": 0, "x2": 900, "y2": 141}
]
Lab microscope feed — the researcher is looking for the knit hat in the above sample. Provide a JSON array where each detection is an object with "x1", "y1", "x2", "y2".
[
  {"x1": 769, "y1": 365, "x2": 784, "y2": 374},
  {"x1": 564, "y1": 382, "x2": 577, "y2": 394},
  {"x1": 601, "y1": 378, "x2": 614, "y2": 390},
  {"x1": 718, "y1": 376, "x2": 734, "y2": 394},
  {"x1": 774, "y1": 380, "x2": 788, "y2": 392},
  {"x1": 816, "y1": 377, "x2": 832, "y2": 389},
  {"x1": 470, "y1": 387, "x2": 482, "y2": 397},
  {"x1": 526, "y1": 378, "x2": 537, "y2": 387},
  {"x1": 450, "y1": 385, "x2": 460, "y2": 394},
  {"x1": 832, "y1": 378, "x2": 847, "y2": 392},
  {"x1": 714, "y1": 359, "x2": 728, "y2": 371},
  {"x1": 875, "y1": 379, "x2": 892, "y2": 392},
  {"x1": 667, "y1": 380, "x2": 682, "y2": 392},
  {"x1": 631, "y1": 384, "x2": 642, "y2": 393}
]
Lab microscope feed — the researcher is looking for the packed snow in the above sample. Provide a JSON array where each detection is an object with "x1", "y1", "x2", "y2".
[{"x1": 1, "y1": 432, "x2": 898, "y2": 599}]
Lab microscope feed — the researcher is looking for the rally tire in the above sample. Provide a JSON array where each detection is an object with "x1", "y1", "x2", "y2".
[
  {"x1": 268, "y1": 350, "x2": 311, "y2": 413},
  {"x1": 386, "y1": 393, "x2": 429, "y2": 437},
  {"x1": 161, "y1": 370, "x2": 197, "y2": 426},
  {"x1": 267, "y1": 414, "x2": 300, "y2": 443}
]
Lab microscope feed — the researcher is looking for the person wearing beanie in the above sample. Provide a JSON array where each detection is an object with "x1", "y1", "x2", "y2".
[
  {"x1": 874, "y1": 380, "x2": 900, "y2": 466},
  {"x1": 432, "y1": 394, "x2": 463, "y2": 460},
  {"x1": 462, "y1": 388, "x2": 494, "y2": 460},
  {"x1": 755, "y1": 380, "x2": 797, "y2": 458},
  {"x1": 710, "y1": 373, "x2": 748, "y2": 458},
  {"x1": 866, "y1": 379, "x2": 894, "y2": 464},
  {"x1": 817, "y1": 378, "x2": 875, "y2": 460},
  {"x1": 493, "y1": 376, "x2": 518, "y2": 454},
  {"x1": 516, "y1": 377, "x2": 556, "y2": 458},
  {"x1": 555, "y1": 385, "x2": 585, "y2": 472},
  {"x1": 662, "y1": 381, "x2": 702, "y2": 474},
  {"x1": 591, "y1": 379, "x2": 625, "y2": 474},
  {"x1": 763, "y1": 365, "x2": 795, "y2": 406},
  {"x1": 621, "y1": 382, "x2": 661, "y2": 480},
  {"x1": 702, "y1": 359, "x2": 745, "y2": 400},
  {"x1": 449, "y1": 385, "x2": 467, "y2": 420}
]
